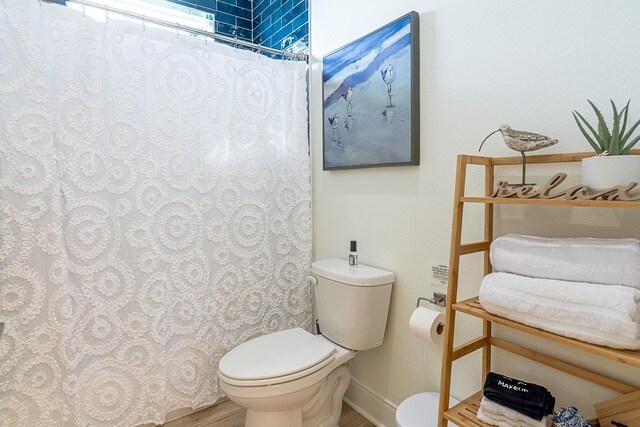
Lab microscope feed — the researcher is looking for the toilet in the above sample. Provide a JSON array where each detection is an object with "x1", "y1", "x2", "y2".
[
  {"x1": 218, "y1": 258, "x2": 395, "y2": 427},
  {"x1": 395, "y1": 392, "x2": 460, "y2": 427}
]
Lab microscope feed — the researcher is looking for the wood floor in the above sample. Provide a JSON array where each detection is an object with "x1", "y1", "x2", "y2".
[{"x1": 162, "y1": 399, "x2": 376, "y2": 427}]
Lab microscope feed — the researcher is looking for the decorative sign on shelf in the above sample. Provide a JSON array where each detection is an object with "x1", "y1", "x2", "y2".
[{"x1": 491, "y1": 173, "x2": 640, "y2": 201}]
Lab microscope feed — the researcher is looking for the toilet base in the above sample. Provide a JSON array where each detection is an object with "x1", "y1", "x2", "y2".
[
  {"x1": 229, "y1": 364, "x2": 352, "y2": 427},
  {"x1": 302, "y1": 364, "x2": 351, "y2": 427}
]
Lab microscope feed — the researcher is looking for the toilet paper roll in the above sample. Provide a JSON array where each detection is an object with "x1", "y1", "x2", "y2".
[{"x1": 409, "y1": 306, "x2": 445, "y2": 344}]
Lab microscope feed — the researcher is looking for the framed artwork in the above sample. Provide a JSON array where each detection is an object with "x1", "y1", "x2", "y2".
[{"x1": 322, "y1": 11, "x2": 420, "y2": 170}]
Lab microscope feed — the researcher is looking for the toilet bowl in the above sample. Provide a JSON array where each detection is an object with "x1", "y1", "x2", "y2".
[
  {"x1": 395, "y1": 392, "x2": 460, "y2": 427},
  {"x1": 218, "y1": 259, "x2": 395, "y2": 427},
  {"x1": 219, "y1": 329, "x2": 355, "y2": 427}
]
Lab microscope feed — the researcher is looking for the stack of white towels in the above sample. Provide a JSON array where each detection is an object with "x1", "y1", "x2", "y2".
[
  {"x1": 478, "y1": 397, "x2": 553, "y2": 427},
  {"x1": 479, "y1": 234, "x2": 640, "y2": 350}
]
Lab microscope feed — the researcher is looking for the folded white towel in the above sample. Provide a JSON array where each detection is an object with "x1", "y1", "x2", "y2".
[
  {"x1": 477, "y1": 397, "x2": 552, "y2": 427},
  {"x1": 479, "y1": 272, "x2": 640, "y2": 349},
  {"x1": 490, "y1": 234, "x2": 640, "y2": 289}
]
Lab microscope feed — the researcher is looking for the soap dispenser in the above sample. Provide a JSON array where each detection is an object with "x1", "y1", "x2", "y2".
[{"x1": 348, "y1": 240, "x2": 358, "y2": 267}]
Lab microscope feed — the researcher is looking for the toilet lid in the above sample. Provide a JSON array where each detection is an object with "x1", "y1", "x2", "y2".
[
  {"x1": 395, "y1": 392, "x2": 460, "y2": 427},
  {"x1": 218, "y1": 328, "x2": 336, "y2": 382}
]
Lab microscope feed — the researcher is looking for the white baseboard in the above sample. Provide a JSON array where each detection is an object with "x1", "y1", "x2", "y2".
[{"x1": 343, "y1": 378, "x2": 397, "y2": 427}]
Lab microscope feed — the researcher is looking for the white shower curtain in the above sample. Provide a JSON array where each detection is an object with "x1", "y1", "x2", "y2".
[{"x1": 0, "y1": 1, "x2": 311, "y2": 425}]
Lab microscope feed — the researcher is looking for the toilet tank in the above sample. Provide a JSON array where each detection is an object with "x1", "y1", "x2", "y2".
[{"x1": 311, "y1": 259, "x2": 394, "y2": 351}]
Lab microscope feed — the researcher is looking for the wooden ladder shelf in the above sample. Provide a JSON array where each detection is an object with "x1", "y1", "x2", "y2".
[{"x1": 437, "y1": 151, "x2": 640, "y2": 427}]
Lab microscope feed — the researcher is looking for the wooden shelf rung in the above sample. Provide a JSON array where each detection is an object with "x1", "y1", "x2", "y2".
[
  {"x1": 459, "y1": 241, "x2": 490, "y2": 255},
  {"x1": 460, "y1": 155, "x2": 493, "y2": 166},
  {"x1": 453, "y1": 297, "x2": 640, "y2": 368},
  {"x1": 489, "y1": 337, "x2": 637, "y2": 395},
  {"x1": 452, "y1": 336, "x2": 488, "y2": 361},
  {"x1": 490, "y1": 149, "x2": 640, "y2": 166},
  {"x1": 443, "y1": 391, "x2": 493, "y2": 427}
]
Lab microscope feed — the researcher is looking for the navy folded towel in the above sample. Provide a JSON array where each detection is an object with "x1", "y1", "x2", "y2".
[{"x1": 483, "y1": 372, "x2": 555, "y2": 421}]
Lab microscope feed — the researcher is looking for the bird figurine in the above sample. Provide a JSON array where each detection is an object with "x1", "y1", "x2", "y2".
[{"x1": 479, "y1": 124, "x2": 558, "y2": 185}]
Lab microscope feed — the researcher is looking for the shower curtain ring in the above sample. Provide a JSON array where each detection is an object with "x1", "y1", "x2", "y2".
[
  {"x1": 104, "y1": 5, "x2": 109, "y2": 22},
  {"x1": 82, "y1": 0, "x2": 86, "y2": 17},
  {"x1": 142, "y1": 14, "x2": 145, "y2": 31},
  {"x1": 176, "y1": 23, "x2": 181, "y2": 39}
]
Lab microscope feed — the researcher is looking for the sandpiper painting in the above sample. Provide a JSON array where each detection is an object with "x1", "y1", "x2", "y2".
[{"x1": 322, "y1": 11, "x2": 420, "y2": 170}]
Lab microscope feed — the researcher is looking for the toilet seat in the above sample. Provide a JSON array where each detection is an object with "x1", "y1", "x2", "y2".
[{"x1": 218, "y1": 328, "x2": 336, "y2": 386}]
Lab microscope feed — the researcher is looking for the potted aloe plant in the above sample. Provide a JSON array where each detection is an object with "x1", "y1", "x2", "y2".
[{"x1": 573, "y1": 100, "x2": 640, "y2": 190}]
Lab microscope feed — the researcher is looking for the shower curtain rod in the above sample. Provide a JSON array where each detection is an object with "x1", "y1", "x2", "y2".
[{"x1": 44, "y1": 0, "x2": 309, "y2": 62}]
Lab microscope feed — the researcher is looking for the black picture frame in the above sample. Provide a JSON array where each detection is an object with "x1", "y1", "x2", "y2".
[{"x1": 322, "y1": 11, "x2": 420, "y2": 170}]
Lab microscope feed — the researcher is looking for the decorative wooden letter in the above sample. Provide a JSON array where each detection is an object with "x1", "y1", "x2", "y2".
[{"x1": 492, "y1": 173, "x2": 640, "y2": 201}]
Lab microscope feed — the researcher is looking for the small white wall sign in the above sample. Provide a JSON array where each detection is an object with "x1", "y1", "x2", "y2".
[{"x1": 430, "y1": 262, "x2": 449, "y2": 286}]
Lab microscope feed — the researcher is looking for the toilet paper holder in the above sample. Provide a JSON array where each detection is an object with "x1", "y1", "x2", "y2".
[{"x1": 417, "y1": 292, "x2": 446, "y2": 308}]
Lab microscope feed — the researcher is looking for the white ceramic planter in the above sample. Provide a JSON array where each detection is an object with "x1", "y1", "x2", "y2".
[{"x1": 582, "y1": 155, "x2": 640, "y2": 190}]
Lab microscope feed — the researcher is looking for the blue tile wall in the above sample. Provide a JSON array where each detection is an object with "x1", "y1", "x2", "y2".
[
  {"x1": 166, "y1": 0, "x2": 309, "y2": 52},
  {"x1": 168, "y1": 0, "x2": 253, "y2": 41},
  {"x1": 253, "y1": 0, "x2": 308, "y2": 51}
]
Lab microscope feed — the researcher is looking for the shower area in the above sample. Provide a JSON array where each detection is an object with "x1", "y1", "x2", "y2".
[{"x1": 0, "y1": 0, "x2": 311, "y2": 425}]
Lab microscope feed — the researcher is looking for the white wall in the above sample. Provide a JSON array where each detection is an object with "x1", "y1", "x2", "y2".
[{"x1": 309, "y1": 0, "x2": 640, "y2": 425}]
